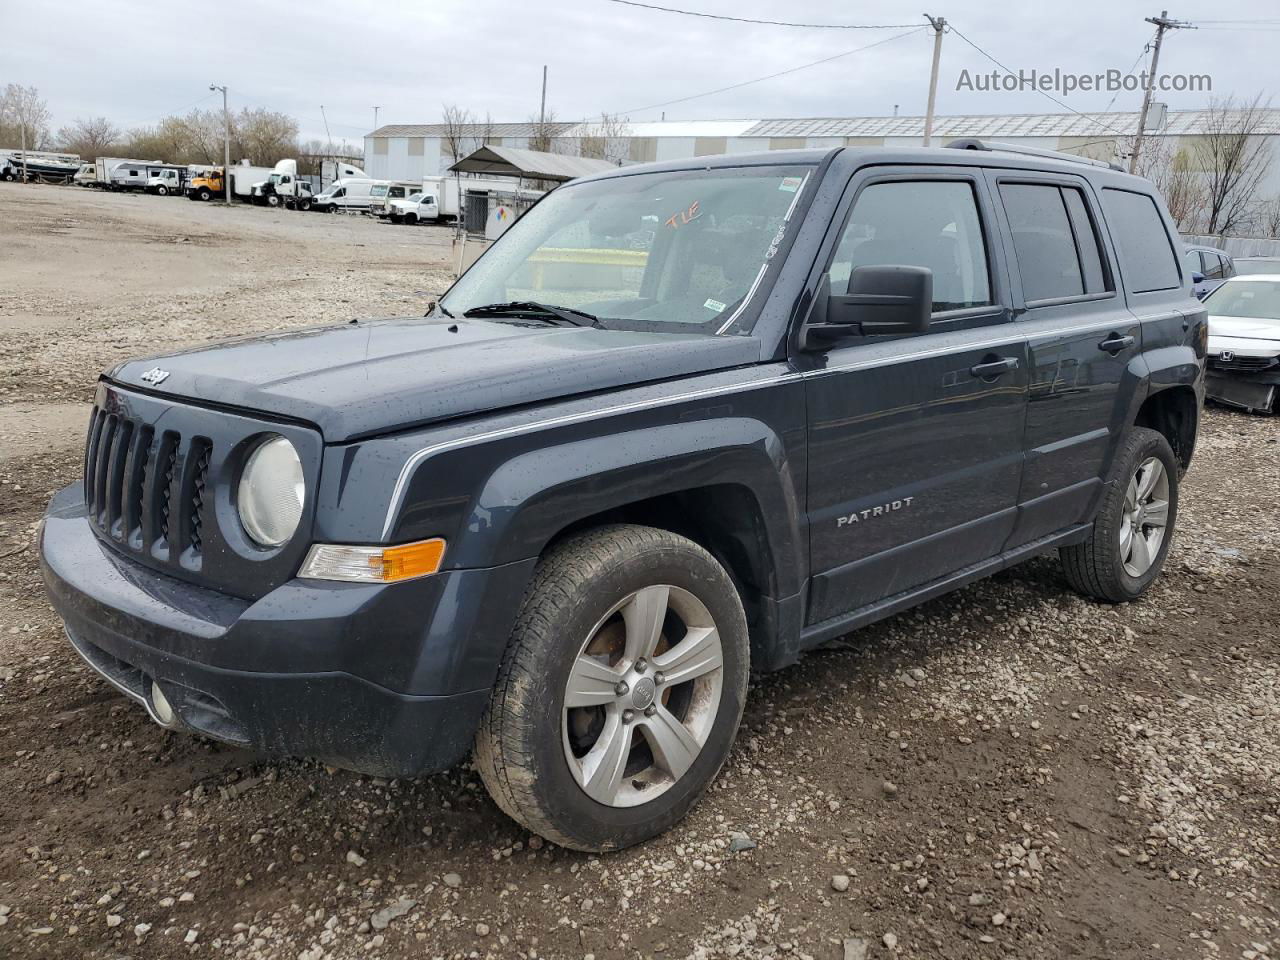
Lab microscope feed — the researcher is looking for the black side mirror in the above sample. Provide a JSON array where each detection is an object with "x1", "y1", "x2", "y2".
[
  {"x1": 1191, "y1": 271, "x2": 1205, "y2": 284},
  {"x1": 803, "y1": 265, "x2": 933, "y2": 349}
]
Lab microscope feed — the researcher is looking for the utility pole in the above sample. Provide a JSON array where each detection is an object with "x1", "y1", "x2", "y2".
[
  {"x1": 19, "y1": 120, "x2": 26, "y2": 183},
  {"x1": 1129, "y1": 10, "x2": 1191, "y2": 174},
  {"x1": 923, "y1": 14, "x2": 946, "y2": 147},
  {"x1": 210, "y1": 84, "x2": 231, "y2": 206},
  {"x1": 373, "y1": 105, "x2": 380, "y2": 130},
  {"x1": 539, "y1": 65, "x2": 547, "y2": 128}
]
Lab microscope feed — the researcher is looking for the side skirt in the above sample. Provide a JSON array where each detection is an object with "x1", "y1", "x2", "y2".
[{"x1": 797, "y1": 523, "x2": 1092, "y2": 651}]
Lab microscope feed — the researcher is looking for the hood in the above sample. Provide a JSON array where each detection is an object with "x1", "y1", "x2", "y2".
[
  {"x1": 1208, "y1": 314, "x2": 1280, "y2": 353},
  {"x1": 107, "y1": 317, "x2": 761, "y2": 442}
]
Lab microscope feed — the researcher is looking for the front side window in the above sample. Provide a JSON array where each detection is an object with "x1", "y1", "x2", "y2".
[
  {"x1": 442, "y1": 164, "x2": 814, "y2": 334},
  {"x1": 830, "y1": 180, "x2": 991, "y2": 313},
  {"x1": 1101, "y1": 188, "x2": 1181, "y2": 293}
]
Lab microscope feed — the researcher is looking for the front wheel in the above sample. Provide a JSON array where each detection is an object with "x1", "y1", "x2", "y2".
[
  {"x1": 475, "y1": 525, "x2": 749, "y2": 852},
  {"x1": 155, "y1": 185, "x2": 168, "y2": 195},
  {"x1": 266, "y1": 194, "x2": 281, "y2": 207},
  {"x1": 1060, "y1": 426, "x2": 1179, "y2": 602},
  {"x1": 404, "y1": 213, "x2": 418, "y2": 225},
  {"x1": 297, "y1": 199, "x2": 311, "y2": 211}
]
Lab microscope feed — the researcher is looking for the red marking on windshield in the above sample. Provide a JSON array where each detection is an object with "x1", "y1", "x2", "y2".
[{"x1": 665, "y1": 200, "x2": 701, "y2": 229}]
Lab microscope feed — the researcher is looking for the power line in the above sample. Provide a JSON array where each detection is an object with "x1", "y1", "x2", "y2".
[
  {"x1": 1102, "y1": 30, "x2": 1158, "y2": 115},
  {"x1": 618, "y1": 26, "x2": 926, "y2": 116},
  {"x1": 605, "y1": 0, "x2": 919, "y2": 29},
  {"x1": 945, "y1": 23, "x2": 1129, "y2": 137}
]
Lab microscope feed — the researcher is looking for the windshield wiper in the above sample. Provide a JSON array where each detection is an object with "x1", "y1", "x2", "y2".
[{"x1": 463, "y1": 300, "x2": 604, "y2": 328}]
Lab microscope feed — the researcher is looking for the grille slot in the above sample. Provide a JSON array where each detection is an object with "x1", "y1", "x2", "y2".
[{"x1": 81, "y1": 410, "x2": 210, "y2": 566}]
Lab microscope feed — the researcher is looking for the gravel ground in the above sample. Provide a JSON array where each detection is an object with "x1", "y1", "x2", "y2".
[{"x1": 0, "y1": 183, "x2": 1277, "y2": 960}]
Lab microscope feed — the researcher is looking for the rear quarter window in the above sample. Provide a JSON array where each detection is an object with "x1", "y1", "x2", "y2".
[{"x1": 1101, "y1": 188, "x2": 1181, "y2": 293}]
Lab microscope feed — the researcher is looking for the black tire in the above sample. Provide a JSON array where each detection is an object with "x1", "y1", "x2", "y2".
[
  {"x1": 156, "y1": 185, "x2": 168, "y2": 196},
  {"x1": 198, "y1": 188, "x2": 212, "y2": 201},
  {"x1": 405, "y1": 213, "x2": 418, "y2": 225},
  {"x1": 475, "y1": 524, "x2": 749, "y2": 852},
  {"x1": 298, "y1": 199, "x2": 311, "y2": 212},
  {"x1": 266, "y1": 194, "x2": 281, "y2": 207},
  {"x1": 1060, "y1": 427, "x2": 1179, "y2": 603}
]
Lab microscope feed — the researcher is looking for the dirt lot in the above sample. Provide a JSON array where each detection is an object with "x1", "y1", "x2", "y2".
[{"x1": 0, "y1": 182, "x2": 1276, "y2": 960}]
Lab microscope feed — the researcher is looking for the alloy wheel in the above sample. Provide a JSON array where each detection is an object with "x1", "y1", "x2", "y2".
[
  {"x1": 1120, "y1": 456, "x2": 1170, "y2": 577},
  {"x1": 562, "y1": 585, "x2": 723, "y2": 808}
]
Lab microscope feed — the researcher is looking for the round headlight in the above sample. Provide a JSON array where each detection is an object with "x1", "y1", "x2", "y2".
[{"x1": 237, "y1": 436, "x2": 305, "y2": 548}]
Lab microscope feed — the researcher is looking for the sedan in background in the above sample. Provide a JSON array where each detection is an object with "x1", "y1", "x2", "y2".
[
  {"x1": 1233, "y1": 256, "x2": 1280, "y2": 277},
  {"x1": 1184, "y1": 244, "x2": 1236, "y2": 299},
  {"x1": 1203, "y1": 275, "x2": 1280, "y2": 413}
]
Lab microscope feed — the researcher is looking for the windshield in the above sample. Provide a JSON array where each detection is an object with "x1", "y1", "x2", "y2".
[
  {"x1": 441, "y1": 164, "x2": 813, "y2": 334},
  {"x1": 1205, "y1": 280, "x2": 1280, "y2": 321},
  {"x1": 1234, "y1": 259, "x2": 1280, "y2": 276},
  {"x1": 370, "y1": 184, "x2": 389, "y2": 198},
  {"x1": 407, "y1": 192, "x2": 424, "y2": 202}
]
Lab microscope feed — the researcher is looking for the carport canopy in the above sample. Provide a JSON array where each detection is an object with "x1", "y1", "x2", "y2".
[{"x1": 449, "y1": 145, "x2": 618, "y2": 183}]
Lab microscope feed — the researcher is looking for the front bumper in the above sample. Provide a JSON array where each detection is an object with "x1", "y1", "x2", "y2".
[
  {"x1": 39, "y1": 484, "x2": 534, "y2": 777},
  {"x1": 1206, "y1": 352, "x2": 1280, "y2": 412}
]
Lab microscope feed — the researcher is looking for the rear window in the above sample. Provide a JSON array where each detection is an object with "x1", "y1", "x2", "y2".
[{"x1": 1101, "y1": 188, "x2": 1181, "y2": 293}]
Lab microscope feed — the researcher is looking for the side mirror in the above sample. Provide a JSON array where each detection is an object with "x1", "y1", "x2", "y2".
[
  {"x1": 1191, "y1": 271, "x2": 1205, "y2": 284},
  {"x1": 803, "y1": 265, "x2": 933, "y2": 349}
]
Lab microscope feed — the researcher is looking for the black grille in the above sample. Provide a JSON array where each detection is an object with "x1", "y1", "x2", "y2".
[
  {"x1": 83, "y1": 406, "x2": 210, "y2": 564},
  {"x1": 1210, "y1": 354, "x2": 1278, "y2": 372}
]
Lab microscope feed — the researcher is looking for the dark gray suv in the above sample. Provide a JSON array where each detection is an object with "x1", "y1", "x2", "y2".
[{"x1": 40, "y1": 140, "x2": 1206, "y2": 851}]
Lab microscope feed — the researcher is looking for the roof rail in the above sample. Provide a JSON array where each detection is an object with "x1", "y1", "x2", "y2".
[{"x1": 944, "y1": 137, "x2": 1124, "y2": 172}]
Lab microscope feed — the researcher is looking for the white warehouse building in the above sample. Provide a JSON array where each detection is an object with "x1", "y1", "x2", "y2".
[{"x1": 365, "y1": 107, "x2": 1280, "y2": 184}]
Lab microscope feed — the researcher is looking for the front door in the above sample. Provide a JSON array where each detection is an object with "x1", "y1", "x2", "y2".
[
  {"x1": 800, "y1": 169, "x2": 1028, "y2": 625},
  {"x1": 984, "y1": 173, "x2": 1142, "y2": 546}
]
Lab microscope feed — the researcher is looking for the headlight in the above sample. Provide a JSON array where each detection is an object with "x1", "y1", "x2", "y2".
[{"x1": 237, "y1": 436, "x2": 305, "y2": 547}]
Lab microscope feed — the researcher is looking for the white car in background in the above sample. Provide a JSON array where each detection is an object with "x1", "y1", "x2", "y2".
[
  {"x1": 1203, "y1": 275, "x2": 1280, "y2": 413},
  {"x1": 380, "y1": 191, "x2": 440, "y2": 225}
]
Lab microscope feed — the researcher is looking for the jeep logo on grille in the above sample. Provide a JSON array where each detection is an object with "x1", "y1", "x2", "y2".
[{"x1": 139, "y1": 367, "x2": 170, "y2": 385}]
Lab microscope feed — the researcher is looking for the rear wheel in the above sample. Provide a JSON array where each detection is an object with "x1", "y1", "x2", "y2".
[
  {"x1": 475, "y1": 525, "x2": 749, "y2": 852},
  {"x1": 1060, "y1": 427, "x2": 1179, "y2": 602}
]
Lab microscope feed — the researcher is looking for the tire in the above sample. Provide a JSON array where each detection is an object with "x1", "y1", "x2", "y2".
[
  {"x1": 298, "y1": 199, "x2": 311, "y2": 212},
  {"x1": 1060, "y1": 427, "x2": 1179, "y2": 603},
  {"x1": 156, "y1": 185, "x2": 168, "y2": 196},
  {"x1": 405, "y1": 213, "x2": 418, "y2": 225},
  {"x1": 198, "y1": 188, "x2": 211, "y2": 201},
  {"x1": 266, "y1": 194, "x2": 281, "y2": 207},
  {"x1": 325, "y1": 205, "x2": 338, "y2": 214},
  {"x1": 475, "y1": 524, "x2": 749, "y2": 852}
]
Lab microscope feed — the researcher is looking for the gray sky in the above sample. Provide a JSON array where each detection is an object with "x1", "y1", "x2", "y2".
[{"x1": 7, "y1": 0, "x2": 1277, "y2": 144}]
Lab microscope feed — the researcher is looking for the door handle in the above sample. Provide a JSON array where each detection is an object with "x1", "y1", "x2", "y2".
[
  {"x1": 969, "y1": 356, "x2": 1019, "y2": 379},
  {"x1": 1099, "y1": 333, "x2": 1135, "y2": 353}
]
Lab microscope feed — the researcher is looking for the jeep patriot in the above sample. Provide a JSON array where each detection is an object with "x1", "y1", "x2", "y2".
[{"x1": 40, "y1": 141, "x2": 1207, "y2": 851}]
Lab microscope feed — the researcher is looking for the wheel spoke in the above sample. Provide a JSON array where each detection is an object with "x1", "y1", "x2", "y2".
[
  {"x1": 1129, "y1": 529, "x2": 1153, "y2": 573},
  {"x1": 621, "y1": 585, "x2": 670, "y2": 662},
  {"x1": 1144, "y1": 498, "x2": 1169, "y2": 528},
  {"x1": 578, "y1": 712, "x2": 633, "y2": 804},
  {"x1": 565, "y1": 655, "x2": 624, "y2": 708},
  {"x1": 1136, "y1": 460, "x2": 1163, "y2": 501},
  {"x1": 1119, "y1": 520, "x2": 1134, "y2": 562},
  {"x1": 1125, "y1": 476, "x2": 1139, "y2": 512},
  {"x1": 641, "y1": 705, "x2": 702, "y2": 782},
  {"x1": 653, "y1": 625, "x2": 722, "y2": 687}
]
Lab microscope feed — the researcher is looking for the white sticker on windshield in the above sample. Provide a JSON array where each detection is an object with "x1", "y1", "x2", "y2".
[
  {"x1": 704, "y1": 298, "x2": 728, "y2": 312},
  {"x1": 778, "y1": 176, "x2": 803, "y2": 193}
]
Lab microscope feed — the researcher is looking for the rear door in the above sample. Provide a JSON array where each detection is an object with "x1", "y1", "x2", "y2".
[
  {"x1": 799, "y1": 167, "x2": 1028, "y2": 624},
  {"x1": 985, "y1": 171, "x2": 1139, "y2": 547}
]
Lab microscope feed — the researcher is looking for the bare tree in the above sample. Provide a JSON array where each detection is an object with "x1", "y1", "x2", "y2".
[
  {"x1": 479, "y1": 111, "x2": 496, "y2": 147},
  {"x1": 1256, "y1": 196, "x2": 1280, "y2": 239},
  {"x1": 440, "y1": 103, "x2": 475, "y2": 167},
  {"x1": 0, "y1": 83, "x2": 53, "y2": 151},
  {"x1": 232, "y1": 107, "x2": 298, "y2": 165},
  {"x1": 178, "y1": 109, "x2": 227, "y2": 164},
  {"x1": 579, "y1": 112, "x2": 631, "y2": 165},
  {"x1": 1194, "y1": 94, "x2": 1275, "y2": 236},
  {"x1": 56, "y1": 116, "x2": 121, "y2": 158},
  {"x1": 527, "y1": 107, "x2": 562, "y2": 154},
  {"x1": 1130, "y1": 135, "x2": 1207, "y2": 233}
]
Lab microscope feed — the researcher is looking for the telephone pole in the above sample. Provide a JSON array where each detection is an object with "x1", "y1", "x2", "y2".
[
  {"x1": 1129, "y1": 10, "x2": 1191, "y2": 174},
  {"x1": 539, "y1": 65, "x2": 548, "y2": 127},
  {"x1": 210, "y1": 84, "x2": 231, "y2": 206},
  {"x1": 373, "y1": 105, "x2": 380, "y2": 130},
  {"x1": 923, "y1": 14, "x2": 946, "y2": 147}
]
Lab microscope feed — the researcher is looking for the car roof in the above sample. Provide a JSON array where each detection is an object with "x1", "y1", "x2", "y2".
[
  {"x1": 1187, "y1": 244, "x2": 1229, "y2": 255},
  {"x1": 1220, "y1": 273, "x2": 1280, "y2": 282},
  {"x1": 1235, "y1": 256, "x2": 1280, "y2": 262},
  {"x1": 568, "y1": 144, "x2": 1155, "y2": 188}
]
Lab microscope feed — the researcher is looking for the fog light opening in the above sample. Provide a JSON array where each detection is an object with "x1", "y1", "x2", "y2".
[{"x1": 150, "y1": 681, "x2": 176, "y2": 727}]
